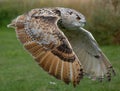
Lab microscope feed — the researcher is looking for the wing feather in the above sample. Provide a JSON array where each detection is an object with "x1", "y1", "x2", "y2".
[
  {"x1": 8, "y1": 7, "x2": 115, "y2": 86},
  {"x1": 68, "y1": 27, "x2": 115, "y2": 81},
  {"x1": 8, "y1": 8, "x2": 83, "y2": 87},
  {"x1": 62, "y1": 61, "x2": 70, "y2": 84}
]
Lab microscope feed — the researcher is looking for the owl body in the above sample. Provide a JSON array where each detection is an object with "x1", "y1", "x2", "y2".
[{"x1": 8, "y1": 7, "x2": 115, "y2": 87}]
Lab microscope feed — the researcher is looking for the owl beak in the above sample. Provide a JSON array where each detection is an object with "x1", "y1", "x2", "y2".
[
  {"x1": 80, "y1": 18, "x2": 86, "y2": 27},
  {"x1": 81, "y1": 18, "x2": 86, "y2": 24}
]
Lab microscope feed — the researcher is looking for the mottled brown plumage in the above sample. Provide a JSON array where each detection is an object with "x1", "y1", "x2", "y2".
[{"x1": 8, "y1": 7, "x2": 115, "y2": 87}]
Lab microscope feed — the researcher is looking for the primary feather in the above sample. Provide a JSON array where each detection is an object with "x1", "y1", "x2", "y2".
[{"x1": 7, "y1": 7, "x2": 115, "y2": 87}]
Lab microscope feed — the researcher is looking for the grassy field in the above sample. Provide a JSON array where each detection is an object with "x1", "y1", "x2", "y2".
[{"x1": 0, "y1": 27, "x2": 120, "y2": 91}]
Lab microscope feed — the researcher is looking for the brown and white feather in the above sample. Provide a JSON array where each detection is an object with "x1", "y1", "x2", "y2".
[
  {"x1": 7, "y1": 7, "x2": 115, "y2": 87},
  {"x1": 8, "y1": 8, "x2": 83, "y2": 87}
]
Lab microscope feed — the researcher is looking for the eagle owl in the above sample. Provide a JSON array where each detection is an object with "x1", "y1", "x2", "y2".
[{"x1": 8, "y1": 7, "x2": 115, "y2": 87}]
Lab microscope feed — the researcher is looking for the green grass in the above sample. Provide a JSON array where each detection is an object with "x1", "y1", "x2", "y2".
[{"x1": 0, "y1": 27, "x2": 120, "y2": 91}]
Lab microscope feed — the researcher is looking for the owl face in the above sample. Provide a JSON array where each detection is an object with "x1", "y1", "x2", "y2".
[{"x1": 59, "y1": 8, "x2": 86, "y2": 30}]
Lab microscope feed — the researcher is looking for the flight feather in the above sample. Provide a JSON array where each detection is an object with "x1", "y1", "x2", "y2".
[{"x1": 7, "y1": 7, "x2": 115, "y2": 87}]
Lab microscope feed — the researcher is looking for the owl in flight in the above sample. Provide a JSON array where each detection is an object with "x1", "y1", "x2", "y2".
[{"x1": 8, "y1": 7, "x2": 115, "y2": 87}]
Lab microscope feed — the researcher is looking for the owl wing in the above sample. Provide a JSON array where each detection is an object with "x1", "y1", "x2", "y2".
[
  {"x1": 75, "y1": 27, "x2": 115, "y2": 81},
  {"x1": 8, "y1": 9, "x2": 83, "y2": 87}
]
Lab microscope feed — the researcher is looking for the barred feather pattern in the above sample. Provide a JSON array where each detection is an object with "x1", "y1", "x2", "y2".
[
  {"x1": 12, "y1": 10, "x2": 83, "y2": 87},
  {"x1": 8, "y1": 7, "x2": 115, "y2": 87}
]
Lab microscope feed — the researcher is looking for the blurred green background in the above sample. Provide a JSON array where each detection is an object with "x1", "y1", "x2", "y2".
[
  {"x1": 0, "y1": 0, "x2": 120, "y2": 45},
  {"x1": 0, "y1": 0, "x2": 120, "y2": 91}
]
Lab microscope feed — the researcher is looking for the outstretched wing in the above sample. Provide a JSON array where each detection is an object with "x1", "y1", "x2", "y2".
[
  {"x1": 8, "y1": 9, "x2": 83, "y2": 87},
  {"x1": 69, "y1": 27, "x2": 115, "y2": 81}
]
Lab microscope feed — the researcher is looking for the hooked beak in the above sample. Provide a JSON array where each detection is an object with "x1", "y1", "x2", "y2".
[{"x1": 80, "y1": 19, "x2": 86, "y2": 27}]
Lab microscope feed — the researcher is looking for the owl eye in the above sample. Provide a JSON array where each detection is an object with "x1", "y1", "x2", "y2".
[
  {"x1": 69, "y1": 12, "x2": 73, "y2": 15},
  {"x1": 76, "y1": 15, "x2": 81, "y2": 20}
]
